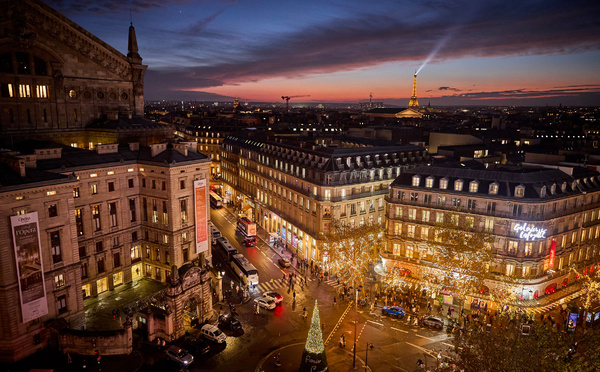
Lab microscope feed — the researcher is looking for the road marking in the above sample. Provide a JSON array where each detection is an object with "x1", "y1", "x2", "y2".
[
  {"x1": 442, "y1": 342, "x2": 453, "y2": 348},
  {"x1": 415, "y1": 334, "x2": 437, "y2": 342},
  {"x1": 391, "y1": 327, "x2": 408, "y2": 333},
  {"x1": 406, "y1": 342, "x2": 435, "y2": 357},
  {"x1": 367, "y1": 320, "x2": 383, "y2": 326}
]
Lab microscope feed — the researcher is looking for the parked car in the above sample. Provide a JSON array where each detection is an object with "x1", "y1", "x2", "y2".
[
  {"x1": 254, "y1": 297, "x2": 276, "y2": 310},
  {"x1": 278, "y1": 258, "x2": 291, "y2": 268},
  {"x1": 200, "y1": 324, "x2": 227, "y2": 343},
  {"x1": 219, "y1": 314, "x2": 242, "y2": 331},
  {"x1": 263, "y1": 291, "x2": 284, "y2": 305},
  {"x1": 165, "y1": 345, "x2": 194, "y2": 366},
  {"x1": 243, "y1": 236, "x2": 257, "y2": 247},
  {"x1": 422, "y1": 316, "x2": 444, "y2": 329},
  {"x1": 382, "y1": 305, "x2": 405, "y2": 318},
  {"x1": 184, "y1": 339, "x2": 211, "y2": 355}
]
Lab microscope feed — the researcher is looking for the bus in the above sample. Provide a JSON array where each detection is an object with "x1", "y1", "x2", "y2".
[
  {"x1": 209, "y1": 222, "x2": 222, "y2": 245},
  {"x1": 209, "y1": 191, "x2": 223, "y2": 209},
  {"x1": 237, "y1": 217, "x2": 257, "y2": 237},
  {"x1": 216, "y1": 237, "x2": 238, "y2": 262},
  {"x1": 230, "y1": 253, "x2": 259, "y2": 286}
]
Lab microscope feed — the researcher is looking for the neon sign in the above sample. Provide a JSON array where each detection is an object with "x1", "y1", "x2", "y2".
[{"x1": 513, "y1": 223, "x2": 547, "y2": 241}]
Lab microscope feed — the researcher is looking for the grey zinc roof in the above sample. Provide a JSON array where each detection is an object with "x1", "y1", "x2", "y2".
[
  {"x1": 12, "y1": 142, "x2": 208, "y2": 173},
  {"x1": 391, "y1": 162, "x2": 600, "y2": 200},
  {"x1": 0, "y1": 163, "x2": 71, "y2": 188}
]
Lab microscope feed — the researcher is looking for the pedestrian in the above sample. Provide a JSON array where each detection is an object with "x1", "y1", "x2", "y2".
[
  {"x1": 293, "y1": 291, "x2": 296, "y2": 301},
  {"x1": 333, "y1": 296, "x2": 336, "y2": 304}
]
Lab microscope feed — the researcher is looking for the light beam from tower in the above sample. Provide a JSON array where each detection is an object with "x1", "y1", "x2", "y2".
[{"x1": 408, "y1": 73, "x2": 419, "y2": 108}]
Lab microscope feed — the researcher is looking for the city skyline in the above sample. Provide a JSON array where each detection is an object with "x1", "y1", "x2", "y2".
[{"x1": 47, "y1": 0, "x2": 600, "y2": 106}]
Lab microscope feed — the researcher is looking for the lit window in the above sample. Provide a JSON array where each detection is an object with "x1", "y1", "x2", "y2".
[
  {"x1": 515, "y1": 185, "x2": 525, "y2": 197},
  {"x1": 489, "y1": 183, "x2": 499, "y2": 195},
  {"x1": 440, "y1": 178, "x2": 448, "y2": 190},
  {"x1": 36, "y1": 85, "x2": 48, "y2": 98},
  {"x1": 46, "y1": 190, "x2": 56, "y2": 196},
  {"x1": 19, "y1": 84, "x2": 31, "y2": 98},
  {"x1": 54, "y1": 274, "x2": 65, "y2": 289},
  {"x1": 425, "y1": 177, "x2": 434, "y2": 188},
  {"x1": 454, "y1": 180, "x2": 463, "y2": 191},
  {"x1": 469, "y1": 181, "x2": 478, "y2": 193},
  {"x1": 412, "y1": 176, "x2": 420, "y2": 187}
]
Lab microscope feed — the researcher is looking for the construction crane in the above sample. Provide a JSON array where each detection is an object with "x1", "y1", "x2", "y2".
[{"x1": 281, "y1": 95, "x2": 310, "y2": 112}]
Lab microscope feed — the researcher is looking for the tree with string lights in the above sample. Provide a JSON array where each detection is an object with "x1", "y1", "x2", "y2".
[
  {"x1": 299, "y1": 300, "x2": 328, "y2": 372},
  {"x1": 571, "y1": 266, "x2": 600, "y2": 329},
  {"x1": 321, "y1": 220, "x2": 385, "y2": 288},
  {"x1": 387, "y1": 217, "x2": 495, "y2": 313}
]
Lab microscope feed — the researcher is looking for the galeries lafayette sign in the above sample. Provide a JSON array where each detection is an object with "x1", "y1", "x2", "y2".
[{"x1": 514, "y1": 223, "x2": 547, "y2": 241}]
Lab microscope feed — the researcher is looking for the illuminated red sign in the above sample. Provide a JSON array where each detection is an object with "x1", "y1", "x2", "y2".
[{"x1": 549, "y1": 240, "x2": 557, "y2": 268}]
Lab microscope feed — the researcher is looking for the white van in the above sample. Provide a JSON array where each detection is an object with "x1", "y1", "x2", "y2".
[{"x1": 200, "y1": 324, "x2": 227, "y2": 343}]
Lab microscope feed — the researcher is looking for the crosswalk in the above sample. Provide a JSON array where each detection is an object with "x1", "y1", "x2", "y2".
[{"x1": 253, "y1": 276, "x2": 346, "y2": 293}]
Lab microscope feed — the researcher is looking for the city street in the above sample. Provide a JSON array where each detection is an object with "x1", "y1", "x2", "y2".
[{"x1": 133, "y1": 207, "x2": 458, "y2": 372}]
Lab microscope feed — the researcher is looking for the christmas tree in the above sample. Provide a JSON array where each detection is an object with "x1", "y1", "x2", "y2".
[{"x1": 299, "y1": 299, "x2": 329, "y2": 372}]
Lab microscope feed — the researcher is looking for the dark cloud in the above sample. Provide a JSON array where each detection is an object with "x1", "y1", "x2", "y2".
[
  {"x1": 51, "y1": 0, "x2": 600, "y2": 101},
  {"x1": 439, "y1": 87, "x2": 460, "y2": 92},
  {"x1": 144, "y1": 0, "x2": 600, "y2": 93},
  {"x1": 46, "y1": 0, "x2": 187, "y2": 14}
]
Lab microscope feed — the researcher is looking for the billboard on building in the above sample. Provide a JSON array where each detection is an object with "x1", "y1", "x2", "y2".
[
  {"x1": 194, "y1": 179, "x2": 209, "y2": 254},
  {"x1": 10, "y1": 212, "x2": 48, "y2": 323}
]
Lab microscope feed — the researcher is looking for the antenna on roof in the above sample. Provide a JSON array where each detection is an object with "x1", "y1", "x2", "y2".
[{"x1": 129, "y1": 8, "x2": 133, "y2": 26}]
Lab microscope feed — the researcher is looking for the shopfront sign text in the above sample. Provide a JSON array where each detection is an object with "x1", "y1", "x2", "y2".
[{"x1": 513, "y1": 223, "x2": 547, "y2": 241}]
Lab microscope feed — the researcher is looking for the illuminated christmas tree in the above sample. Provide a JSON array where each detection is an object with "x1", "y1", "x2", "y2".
[{"x1": 299, "y1": 300, "x2": 328, "y2": 372}]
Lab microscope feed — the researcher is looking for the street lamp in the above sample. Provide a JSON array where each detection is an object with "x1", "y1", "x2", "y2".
[
  {"x1": 365, "y1": 343, "x2": 374, "y2": 372},
  {"x1": 352, "y1": 284, "x2": 363, "y2": 368}
]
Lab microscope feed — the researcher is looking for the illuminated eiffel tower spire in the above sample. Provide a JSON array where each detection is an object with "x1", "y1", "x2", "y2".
[{"x1": 408, "y1": 73, "x2": 419, "y2": 108}]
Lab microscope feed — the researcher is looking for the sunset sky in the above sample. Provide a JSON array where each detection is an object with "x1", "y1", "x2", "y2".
[{"x1": 48, "y1": 0, "x2": 600, "y2": 106}]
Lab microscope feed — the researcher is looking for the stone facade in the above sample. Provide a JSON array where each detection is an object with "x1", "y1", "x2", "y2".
[
  {"x1": 384, "y1": 162, "x2": 600, "y2": 308},
  {"x1": 0, "y1": 142, "x2": 211, "y2": 362},
  {"x1": 0, "y1": 0, "x2": 163, "y2": 148},
  {"x1": 220, "y1": 132, "x2": 428, "y2": 265}
]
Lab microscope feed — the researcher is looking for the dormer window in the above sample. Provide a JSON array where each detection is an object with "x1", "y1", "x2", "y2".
[
  {"x1": 454, "y1": 179, "x2": 463, "y2": 191},
  {"x1": 551, "y1": 183, "x2": 556, "y2": 195},
  {"x1": 572, "y1": 181, "x2": 576, "y2": 190},
  {"x1": 346, "y1": 157, "x2": 351, "y2": 167},
  {"x1": 440, "y1": 178, "x2": 448, "y2": 190},
  {"x1": 489, "y1": 183, "x2": 499, "y2": 195},
  {"x1": 561, "y1": 182, "x2": 567, "y2": 193},
  {"x1": 515, "y1": 185, "x2": 525, "y2": 198},
  {"x1": 469, "y1": 181, "x2": 478, "y2": 193},
  {"x1": 425, "y1": 177, "x2": 434, "y2": 188},
  {"x1": 540, "y1": 186, "x2": 547, "y2": 198},
  {"x1": 412, "y1": 175, "x2": 420, "y2": 187}
]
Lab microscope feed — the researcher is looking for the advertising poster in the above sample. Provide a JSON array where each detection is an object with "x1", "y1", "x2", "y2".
[
  {"x1": 11, "y1": 212, "x2": 48, "y2": 323},
  {"x1": 194, "y1": 180, "x2": 208, "y2": 254},
  {"x1": 567, "y1": 312, "x2": 578, "y2": 332}
]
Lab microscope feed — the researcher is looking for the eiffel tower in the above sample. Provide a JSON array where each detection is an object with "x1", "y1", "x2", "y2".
[{"x1": 408, "y1": 73, "x2": 419, "y2": 108}]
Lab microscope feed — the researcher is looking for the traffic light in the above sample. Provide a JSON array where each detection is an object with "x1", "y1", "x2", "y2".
[{"x1": 95, "y1": 350, "x2": 101, "y2": 364}]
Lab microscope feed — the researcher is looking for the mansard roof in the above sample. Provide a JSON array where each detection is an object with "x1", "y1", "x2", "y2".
[
  {"x1": 224, "y1": 132, "x2": 427, "y2": 173},
  {"x1": 392, "y1": 162, "x2": 600, "y2": 200}
]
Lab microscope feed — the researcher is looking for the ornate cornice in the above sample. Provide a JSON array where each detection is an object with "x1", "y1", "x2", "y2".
[{"x1": 7, "y1": 0, "x2": 133, "y2": 80}]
